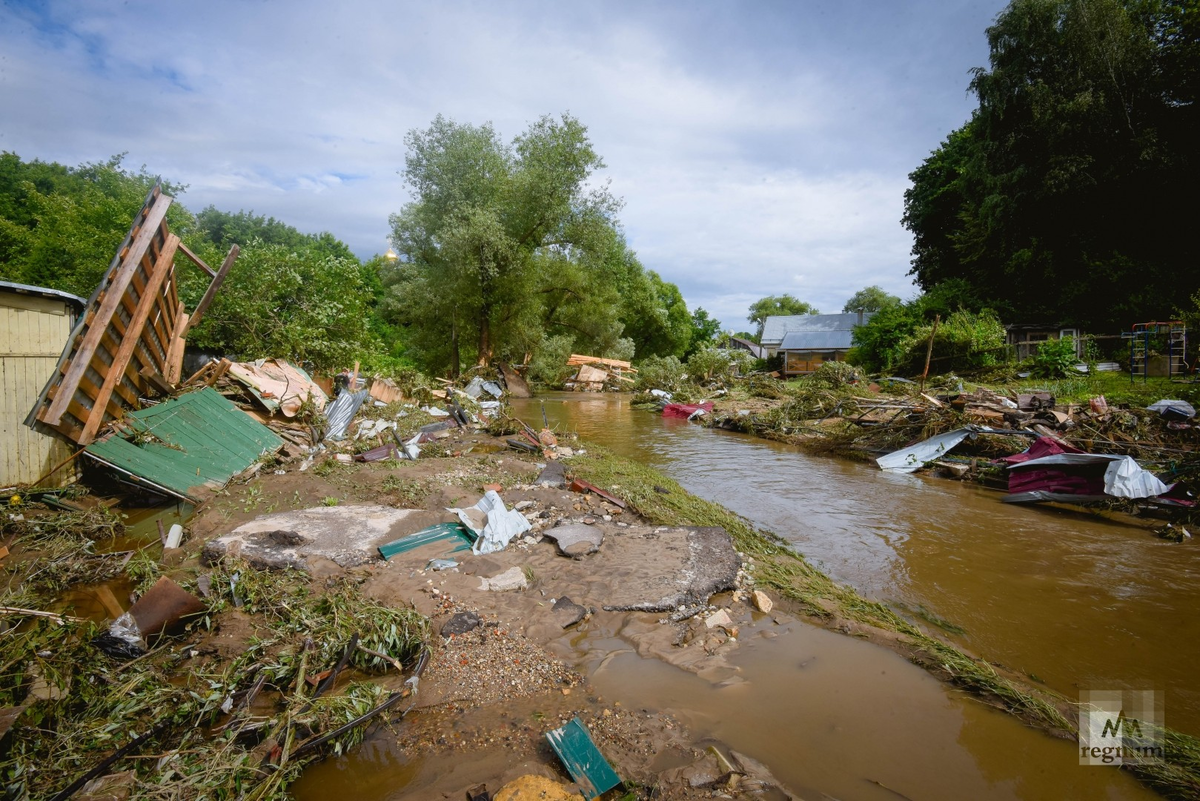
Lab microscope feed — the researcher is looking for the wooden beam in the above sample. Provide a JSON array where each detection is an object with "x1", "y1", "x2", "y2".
[
  {"x1": 43, "y1": 192, "x2": 172, "y2": 427},
  {"x1": 139, "y1": 366, "x2": 175, "y2": 396},
  {"x1": 165, "y1": 307, "x2": 189, "y2": 385},
  {"x1": 176, "y1": 241, "x2": 216, "y2": 278},
  {"x1": 187, "y1": 244, "x2": 238, "y2": 332},
  {"x1": 80, "y1": 234, "x2": 180, "y2": 443}
]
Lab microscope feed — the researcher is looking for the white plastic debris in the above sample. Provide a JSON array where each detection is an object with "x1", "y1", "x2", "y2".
[
  {"x1": 356, "y1": 418, "x2": 397, "y2": 439},
  {"x1": 164, "y1": 524, "x2": 183, "y2": 549},
  {"x1": 448, "y1": 490, "x2": 532, "y2": 555},
  {"x1": 1104, "y1": 456, "x2": 1170, "y2": 499},
  {"x1": 422, "y1": 406, "x2": 450, "y2": 417},
  {"x1": 1148, "y1": 399, "x2": 1196, "y2": 419}
]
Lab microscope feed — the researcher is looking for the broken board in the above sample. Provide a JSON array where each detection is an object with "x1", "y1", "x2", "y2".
[{"x1": 545, "y1": 716, "x2": 621, "y2": 799}]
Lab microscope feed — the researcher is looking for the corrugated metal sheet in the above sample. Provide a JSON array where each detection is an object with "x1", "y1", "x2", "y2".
[
  {"x1": 779, "y1": 329, "x2": 856, "y2": 351},
  {"x1": 762, "y1": 312, "x2": 873, "y2": 346},
  {"x1": 84, "y1": 387, "x2": 283, "y2": 501},
  {"x1": 545, "y1": 717, "x2": 622, "y2": 799},
  {"x1": 1, "y1": 289, "x2": 81, "y2": 488}
]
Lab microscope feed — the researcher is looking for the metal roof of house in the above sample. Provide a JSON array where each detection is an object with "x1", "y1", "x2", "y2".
[
  {"x1": 779, "y1": 329, "x2": 856, "y2": 351},
  {"x1": 0, "y1": 280, "x2": 86, "y2": 311},
  {"x1": 84, "y1": 387, "x2": 283, "y2": 501},
  {"x1": 729, "y1": 337, "x2": 765, "y2": 358},
  {"x1": 762, "y1": 313, "x2": 871, "y2": 345}
]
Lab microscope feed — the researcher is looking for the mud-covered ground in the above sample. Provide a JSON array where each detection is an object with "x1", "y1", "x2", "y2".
[{"x1": 175, "y1": 421, "x2": 797, "y2": 799}]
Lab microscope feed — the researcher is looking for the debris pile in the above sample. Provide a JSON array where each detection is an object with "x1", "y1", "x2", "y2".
[{"x1": 564, "y1": 354, "x2": 637, "y2": 392}]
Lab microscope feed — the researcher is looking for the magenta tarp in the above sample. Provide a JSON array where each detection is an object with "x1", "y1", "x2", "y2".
[
  {"x1": 998, "y1": 436, "x2": 1084, "y2": 464},
  {"x1": 662, "y1": 402, "x2": 713, "y2": 419}
]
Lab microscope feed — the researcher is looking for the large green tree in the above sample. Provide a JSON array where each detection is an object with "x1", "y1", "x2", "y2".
[
  {"x1": 387, "y1": 113, "x2": 693, "y2": 376},
  {"x1": 747, "y1": 294, "x2": 819, "y2": 340},
  {"x1": 389, "y1": 114, "x2": 621, "y2": 373},
  {"x1": 903, "y1": 0, "x2": 1199, "y2": 331},
  {"x1": 842, "y1": 285, "x2": 902, "y2": 314}
]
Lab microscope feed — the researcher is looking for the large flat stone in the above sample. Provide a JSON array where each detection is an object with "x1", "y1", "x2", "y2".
[
  {"x1": 202, "y1": 505, "x2": 424, "y2": 572},
  {"x1": 598, "y1": 525, "x2": 741, "y2": 612},
  {"x1": 543, "y1": 523, "x2": 603, "y2": 557}
]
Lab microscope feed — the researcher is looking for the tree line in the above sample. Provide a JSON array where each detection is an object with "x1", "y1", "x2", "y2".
[
  {"x1": 902, "y1": 0, "x2": 1198, "y2": 333},
  {"x1": 0, "y1": 131, "x2": 718, "y2": 378}
]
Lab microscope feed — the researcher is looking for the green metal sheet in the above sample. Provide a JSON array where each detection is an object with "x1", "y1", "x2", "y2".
[
  {"x1": 378, "y1": 523, "x2": 476, "y2": 560},
  {"x1": 545, "y1": 717, "x2": 622, "y2": 799},
  {"x1": 84, "y1": 388, "x2": 283, "y2": 501}
]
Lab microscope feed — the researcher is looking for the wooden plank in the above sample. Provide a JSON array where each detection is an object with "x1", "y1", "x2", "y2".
[
  {"x1": 43, "y1": 192, "x2": 172, "y2": 427},
  {"x1": 181, "y1": 360, "x2": 215, "y2": 387},
  {"x1": 80, "y1": 234, "x2": 180, "y2": 443},
  {"x1": 165, "y1": 308, "x2": 188, "y2": 385},
  {"x1": 187, "y1": 245, "x2": 238, "y2": 332},
  {"x1": 177, "y1": 241, "x2": 216, "y2": 278},
  {"x1": 206, "y1": 358, "x2": 231, "y2": 386}
]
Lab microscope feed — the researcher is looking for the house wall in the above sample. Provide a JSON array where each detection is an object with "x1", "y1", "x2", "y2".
[
  {"x1": 0, "y1": 292, "x2": 79, "y2": 488},
  {"x1": 783, "y1": 350, "x2": 845, "y2": 375}
]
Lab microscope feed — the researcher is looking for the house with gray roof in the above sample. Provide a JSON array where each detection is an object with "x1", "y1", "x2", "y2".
[{"x1": 761, "y1": 311, "x2": 873, "y2": 375}]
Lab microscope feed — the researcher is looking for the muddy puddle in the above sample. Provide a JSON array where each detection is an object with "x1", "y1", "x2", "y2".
[
  {"x1": 296, "y1": 606, "x2": 1153, "y2": 799},
  {"x1": 514, "y1": 393, "x2": 1200, "y2": 738}
]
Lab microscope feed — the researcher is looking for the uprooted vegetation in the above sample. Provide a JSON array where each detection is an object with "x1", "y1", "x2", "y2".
[{"x1": 0, "y1": 509, "x2": 427, "y2": 800}]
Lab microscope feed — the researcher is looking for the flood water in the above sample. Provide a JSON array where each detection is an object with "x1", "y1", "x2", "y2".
[
  {"x1": 296, "y1": 392, "x2": 1196, "y2": 799},
  {"x1": 515, "y1": 393, "x2": 1200, "y2": 739}
]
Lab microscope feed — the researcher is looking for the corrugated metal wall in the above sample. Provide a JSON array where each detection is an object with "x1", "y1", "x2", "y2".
[{"x1": 1, "y1": 291, "x2": 79, "y2": 488}]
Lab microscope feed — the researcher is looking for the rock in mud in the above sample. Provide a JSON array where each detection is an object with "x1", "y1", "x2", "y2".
[
  {"x1": 552, "y1": 596, "x2": 588, "y2": 629},
  {"x1": 202, "y1": 505, "x2": 423, "y2": 572},
  {"x1": 544, "y1": 523, "x2": 603, "y2": 558},
  {"x1": 705, "y1": 609, "x2": 733, "y2": 629},
  {"x1": 534, "y1": 461, "x2": 566, "y2": 487},
  {"x1": 751, "y1": 590, "x2": 774, "y2": 614},
  {"x1": 441, "y1": 611, "x2": 482, "y2": 636},
  {"x1": 494, "y1": 775, "x2": 576, "y2": 801},
  {"x1": 479, "y1": 566, "x2": 528, "y2": 592}
]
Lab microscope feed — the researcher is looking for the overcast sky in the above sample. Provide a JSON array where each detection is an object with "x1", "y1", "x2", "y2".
[{"x1": 0, "y1": 0, "x2": 1004, "y2": 332}]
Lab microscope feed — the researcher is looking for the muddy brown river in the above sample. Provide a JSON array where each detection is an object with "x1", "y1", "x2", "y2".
[{"x1": 295, "y1": 392, "x2": 1198, "y2": 799}]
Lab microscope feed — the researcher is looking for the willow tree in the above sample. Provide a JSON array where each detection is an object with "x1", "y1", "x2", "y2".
[{"x1": 389, "y1": 114, "x2": 620, "y2": 373}]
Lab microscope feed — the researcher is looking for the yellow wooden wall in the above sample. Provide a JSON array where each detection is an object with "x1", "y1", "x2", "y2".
[{"x1": 1, "y1": 292, "x2": 78, "y2": 488}]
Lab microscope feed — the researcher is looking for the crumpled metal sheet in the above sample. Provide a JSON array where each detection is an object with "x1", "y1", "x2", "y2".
[
  {"x1": 876, "y1": 428, "x2": 973, "y2": 473},
  {"x1": 324, "y1": 389, "x2": 368, "y2": 440}
]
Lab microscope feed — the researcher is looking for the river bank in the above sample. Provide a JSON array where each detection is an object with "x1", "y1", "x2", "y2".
[{"x1": 2, "y1": 397, "x2": 1196, "y2": 799}]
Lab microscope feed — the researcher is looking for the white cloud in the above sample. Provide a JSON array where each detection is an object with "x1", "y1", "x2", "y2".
[{"x1": 0, "y1": 0, "x2": 998, "y2": 331}]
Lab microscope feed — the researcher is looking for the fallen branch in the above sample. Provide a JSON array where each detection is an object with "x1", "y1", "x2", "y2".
[
  {"x1": 291, "y1": 688, "x2": 412, "y2": 758},
  {"x1": 0, "y1": 606, "x2": 85, "y2": 624}
]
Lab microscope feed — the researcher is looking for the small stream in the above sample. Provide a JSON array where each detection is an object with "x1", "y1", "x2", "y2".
[{"x1": 513, "y1": 393, "x2": 1200, "y2": 740}]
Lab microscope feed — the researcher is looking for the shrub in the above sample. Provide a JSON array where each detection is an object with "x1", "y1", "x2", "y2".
[
  {"x1": 1033, "y1": 336, "x2": 1080, "y2": 378},
  {"x1": 894, "y1": 310, "x2": 1007, "y2": 375},
  {"x1": 685, "y1": 347, "x2": 753, "y2": 383},
  {"x1": 634, "y1": 354, "x2": 685, "y2": 391}
]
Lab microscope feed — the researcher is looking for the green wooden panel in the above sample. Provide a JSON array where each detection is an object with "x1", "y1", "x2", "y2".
[
  {"x1": 378, "y1": 523, "x2": 476, "y2": 560},
  {"x1": 545, "y1": 717, "x2": 621, "y2": 799},
  {"x1": 84, "y1": 388, "x2": 283, "y2": 501}
]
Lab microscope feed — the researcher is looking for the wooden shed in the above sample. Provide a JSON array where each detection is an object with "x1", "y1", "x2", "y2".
[{"x1": 0, "y1": 281, "x2": 86, "y2": 488}]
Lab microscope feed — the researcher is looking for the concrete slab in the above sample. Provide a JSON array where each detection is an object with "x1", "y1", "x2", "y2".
[
  {"x1": 202, "y1": 505, "x2": 425, "y2": 572},
  {"x1": 598, "y1": 525, "x2": 741, "y2": 612}
]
